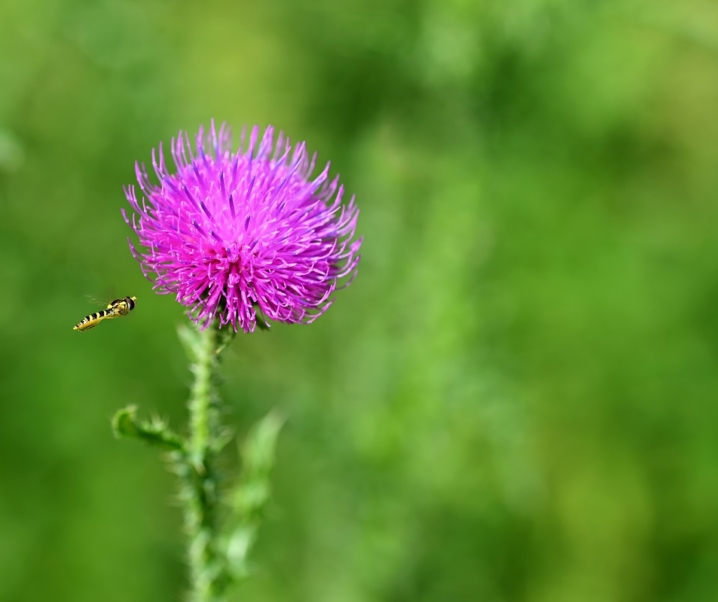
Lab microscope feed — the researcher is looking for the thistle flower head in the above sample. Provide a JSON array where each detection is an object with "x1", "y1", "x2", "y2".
[{"x1": 123, "y1": 122, "x2": 362, "y2": 332}]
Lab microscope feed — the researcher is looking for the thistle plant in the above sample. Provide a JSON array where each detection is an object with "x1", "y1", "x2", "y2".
[{"x1": 113, "y1": 122, "x2": 361, "y2": 602}]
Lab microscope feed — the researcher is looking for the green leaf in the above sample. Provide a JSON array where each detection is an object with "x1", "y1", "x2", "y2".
[
  {"x1": 220, "y1": 410, "x2": 285, "y2": 579},
  {"x1": 240, "y1": 409, "x2": 285, "y2": 479},
  {"x1": 177, "y1": 323, "x2": 201, "y2": 362},
  {"x1": 112, "y1": 405, "x2": 185, "y2": 452}
]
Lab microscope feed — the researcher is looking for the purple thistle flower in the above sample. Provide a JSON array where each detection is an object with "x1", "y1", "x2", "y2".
[{"x1": 123, "y1": 122, "x2": 362, "y2": 332}]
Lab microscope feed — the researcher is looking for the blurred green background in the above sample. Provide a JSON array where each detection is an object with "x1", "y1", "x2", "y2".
[{"x1": 2, "y1": 1, "x2": 718, "y2": 600}]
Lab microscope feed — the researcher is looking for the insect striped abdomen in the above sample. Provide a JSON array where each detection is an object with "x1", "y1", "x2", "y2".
[
  {"x1": 73, "y1": 296, "x2": 137, "y2": 332},
  {"x1": 74, "y1": 309, "x2": 110, "y2": 331}
]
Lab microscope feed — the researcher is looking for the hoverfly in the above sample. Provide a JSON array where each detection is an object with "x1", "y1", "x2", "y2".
[{"x1": 73, "y1": 296, "x2": 137, "y2": 332}]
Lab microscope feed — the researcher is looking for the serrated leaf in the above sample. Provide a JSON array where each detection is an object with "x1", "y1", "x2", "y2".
[{"x1": 112, "y1": 405, "x2": 184, "y2": 451}]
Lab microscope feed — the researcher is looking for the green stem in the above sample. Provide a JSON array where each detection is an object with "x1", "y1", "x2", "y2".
[
  {"x1": 182, "y1": 320, "x2": 226, "y2": 602},
  {"x1": 188, "y1": 321, "x2": 220, "y2": 463}
]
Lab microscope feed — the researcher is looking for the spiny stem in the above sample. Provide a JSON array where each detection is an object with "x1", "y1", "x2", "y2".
[
  {"x1": 188, "y1": 321, "x2": 220, "y2": 464},
  {"x1": 182, "y1": 320, "x2": 227, "y2": 602}
]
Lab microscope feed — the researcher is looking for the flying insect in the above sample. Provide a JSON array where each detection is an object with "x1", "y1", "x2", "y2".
[{"x1": 73, "y1": 296, "x2": 137, "y2": 332}]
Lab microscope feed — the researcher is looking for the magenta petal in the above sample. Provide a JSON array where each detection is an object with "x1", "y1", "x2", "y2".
[{"x1": 124, "y1": 123, "x2": 362, "y2": 332}]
